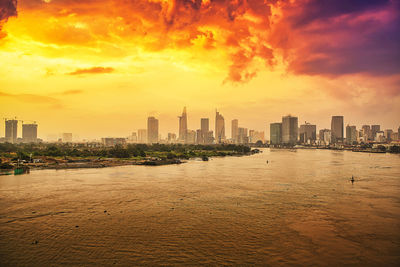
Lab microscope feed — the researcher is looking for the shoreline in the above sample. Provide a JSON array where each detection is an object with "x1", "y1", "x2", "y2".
[{"x1": 1, "y1": 152, "x2": 258, "y2": 173}]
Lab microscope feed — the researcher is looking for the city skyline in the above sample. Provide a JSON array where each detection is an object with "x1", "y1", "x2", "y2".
[
  {"x1": 1, "y1": 1, "x2": 399, "y2": 140},
  {"x1": 2, "y1": 109, "x2": 399, "y2": 143}
]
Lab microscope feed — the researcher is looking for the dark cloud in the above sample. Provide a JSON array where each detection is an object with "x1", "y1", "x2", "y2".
[
  {"x1": 68, "y1": 67, "x2": 115, "y2": 75},
  {"x1": 0, "y1": 0, "x2": 17, "y2": 38},
  {"x1": 288, "y1": 0, "x2": 391, "y2": 27},
  {"x1": 273, "y1": 0, "x2": 400, "y2": 77}
]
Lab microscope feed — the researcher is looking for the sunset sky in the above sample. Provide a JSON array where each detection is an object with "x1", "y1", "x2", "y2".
[{"x1": 0, "y1": 0, "x2": 399, "y2": 140}]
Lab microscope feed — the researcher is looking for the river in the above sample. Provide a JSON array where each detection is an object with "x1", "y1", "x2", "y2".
[{"x1": 1, "y1": 149, "x2": 399, "y2": 266}]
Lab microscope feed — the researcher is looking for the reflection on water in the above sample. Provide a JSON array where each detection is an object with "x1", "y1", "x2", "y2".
[{"x1": 0, "y1": 149, "x2": 399, "y2": 266}]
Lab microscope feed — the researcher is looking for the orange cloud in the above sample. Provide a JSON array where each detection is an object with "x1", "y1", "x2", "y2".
[{"x1": 68, "y1": 67, "x2": 115, "y2": 75}]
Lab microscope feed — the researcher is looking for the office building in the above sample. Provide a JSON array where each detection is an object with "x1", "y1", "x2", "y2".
[
  {"x1": 62, "y1": 133, "x2": 73, "y2": 143},
  {"x1": 282, "y1": 115, "x2": 298, "y2": 144},
  {"x1": 167, "y1": 133, "x2": 176, "y2": 143},
  {"x1": 319, "y1": 129, "x2": 331, "y2": 145},
  {"x1": 384, "y1": 129, "x2": 393, "y2": 142},
  {"x1": 178, "y1": 107, "x2": 188, "y2": 142},
  {"x1": 22, "y1": 123, "x2": 38, "y2": 143},
  {"x1": 391, "y1": 132, "x2": 398, "y2": 141},
  {"x1": 361, "y1": 125, "x2": 372, "y2": 141},
  {"x1": 147, "y1": 117, "x2": 159, "y2": 143},
  {"x1": 5, "y1": 119, "x2": 18, "y2": 143},
  {"x1": 331, "y1": 116, "x2": 344, "y2": 143},
  {"x1": 346, "y1": 125, "x2": 357, "y2": 144},
  {"x1": 270, "y1": 122, "x2": 282, "y2": 145},
  {"x1": 215, "y1": 110, "x2": 225, "y2": 143},
  {"x1": 299, "y1": 122, "x2": 316, "y2": 144},
  {"x1": 249, "y1": 130, "x2": 264, "y2": 143},
  {"x1": 200, "y1": 118, "x2": 210, "y2": 144},
  {"x1": 231, "y1": 119, "x2": 238, "y2": 143},
  {"x1": 138, "y1": 129, "x2": 147, "y2": 143},
  {"x1": 237, "y1": 127, "x2": 248, "y2": 144},
  {"x1": 371, "y1": 125, "x2": 380, "y2": 140},
  {"x1": 375, "y1": 131, "x2": 385, "y2": 142}
]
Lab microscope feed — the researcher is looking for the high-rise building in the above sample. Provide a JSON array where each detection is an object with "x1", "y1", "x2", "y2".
[
  {"x1": 215, "y1": 110, "x2": 225, "y2": 143},
  {"x1": 147, "y1": 117, "x2": 159, "y2": 143},
  {"x1": 331, "y1": 116, "x2": 344, "y2": 143},
  {"x1": 282, "y1": 115, "x2": 298, "y2": 144},
  {"x1": 200, "y1": 118, "x2": 210, "y2": 144},
  {"x1": 392, "y1": 132, "x2": 399, "y2": 141},
  {"x1": 62, "y1": 133, "x2": 73, "y2": 143},
  {"x1": 346, "y1": 125, "x2": 357, "y2": 144},
  {"x1": 138, "y1": 129, "x2": 147, "y2": 143},
  {"x1": 371, "y1": 125, "x2": 380, "y2": 140},
  {"x1": 128, "y1": 132, "x2": 137, "y2": 143},
  {"x1": 270, "y1": 123, "x2": 282, "y2": 145},
  {"x1": 231, "y1": 119, "x2": 238, "y2": 143},
  {"x1": 299, "y1": 122, "x2": 316, "y2": 144},
  {"x1": 22, "y1": 123, "x2": 38, "y2": 143},
  {"x1": 186, "y1": 130, "x2": 196, "y2": 144},
  {"x1": 5, "y1": 119, "x2": 18, "y2": 143},
  {"x1": 384, "y1": 129, "x2": 393, "y2": 142},
  {"x1": 178, "y1": 107, "x2": 188, "y2": 142},
  {"x1": 319, "y1": 129, "x2": 331, "y2": 145},
  {"x1": 237, "y1": 127, "x2": 248, "y2": 144},
  {"x1": 249, "y1": 130, "x2": 264, "y2": 143},
  {"x1": 167, "y1": 133, "x2": 176, "y2": 143},
  {"x1": 375, "y1": 131, "x2": 385, "y2": 142},
  {"x1": 361, "y1": 125, "x2": 372, "y2": 141}
]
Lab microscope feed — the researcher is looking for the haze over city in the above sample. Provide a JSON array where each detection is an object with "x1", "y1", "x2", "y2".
[{"x1": 0, "y1": 0, "x2": 399, "y2": 139}]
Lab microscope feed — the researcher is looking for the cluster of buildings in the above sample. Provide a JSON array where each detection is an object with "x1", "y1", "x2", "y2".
[
  {"x1": 116, "y1": 107, "x2": 265, "y2": 146},
  {"x1": 0, "y1": 118, "x2": 76, "y2": 144},
  {"x1": 1, "y1": 119, "x2": 40, "y2": 144},
  {"x1": 270, "y1": 115, "x2": 400, "y2": 146},
  {"x1": 2, "y1": 111, "x2": 399, "y2": 146}
]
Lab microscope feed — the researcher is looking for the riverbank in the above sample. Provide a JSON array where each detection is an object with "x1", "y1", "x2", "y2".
[{"x1": 0, "y1": 143, "x2": 259, "y2": 172}]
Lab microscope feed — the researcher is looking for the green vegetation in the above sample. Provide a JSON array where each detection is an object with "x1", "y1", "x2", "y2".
[{"x1": 0, "y1": 143, "x2": 252, "y2": 160}]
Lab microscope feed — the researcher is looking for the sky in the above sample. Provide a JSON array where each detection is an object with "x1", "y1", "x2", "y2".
[{"x1": 0, "y1": 0, "x2": 399, "y2": 140}]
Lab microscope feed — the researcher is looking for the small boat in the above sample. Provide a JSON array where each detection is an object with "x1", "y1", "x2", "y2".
[
  {"x1": 202, "y1": 155, "x2": 209, "y2": 161},
  {"x1": 14, "y1": 166, "x2": 30, "y2": 175}
]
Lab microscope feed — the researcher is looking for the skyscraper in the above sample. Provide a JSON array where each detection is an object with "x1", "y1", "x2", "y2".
[
  {"x1": 237, "y1": 127, "x2": 248, "y2": 144},
  {"x1": 147, "y1": 117, "x2": 159, "y2": 143},
  {"x1": 138, "y1": 129, "x2": 147, "y2": 143},
  {"x1": 5, "y1": 119, "x2": 18, "y2": 143},
  {"x1": 282, "y1": 115, "x2": 298, "y2": 144},
  {"x1": 319, "y1": 129, "x2": 331, "y2": 145},
  {"x1": 346, "y1": 125, "x2": 357, "y2": 144},
  {"x1": 22, "y1": 123, "x2": 38, "y2": 143},
  {"x1": 167, "y1": 133, "x2": 176, "y2": 143},
  {"x1": 215, "y1": 110, "x2": 225, "y2": 143},
  {"x1": 178, "y1": 107, "x2": 188, "y2": 142},
  {"x1": 299, "y1": 122, "x2": 316, "y2": 144},
  {"x1": 384, "y1": 129, "x2": 393, "y2": 142},
  {"x1": 231, "y1": 119, "x2": 238, "y2": 143},
  {"x1": 200, "y1": 118, "x2": 209, "y2": 144},
  {"x1": 331, "y1": 116, "x2": 344, "y2": 143},
  {"x1": 371, "y1": 125, "x2": 380, "y2": 140},
  {"x1": 249, "y1": 130, "x2": 264, "y2": 143},
  {"x1": 361, "y1": 125, "x2": 372, "y2": 141},
  {"x1": 270, "y1": 123, "x2": 282, "y2": 145}
]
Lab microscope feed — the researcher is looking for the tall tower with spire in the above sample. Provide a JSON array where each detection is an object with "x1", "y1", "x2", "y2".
[{"x1": 178, "y1": 107, "x2": 188, "y2": 143}]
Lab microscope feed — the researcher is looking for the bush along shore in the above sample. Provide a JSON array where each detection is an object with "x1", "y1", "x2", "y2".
[{"x1": 0, "y1": 143, "x2": 259, "y2": 172}]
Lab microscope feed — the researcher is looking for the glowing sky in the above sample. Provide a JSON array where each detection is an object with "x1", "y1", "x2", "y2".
[{"x1": 0, "y1": 0, "x2": 399, "y2": 140}]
